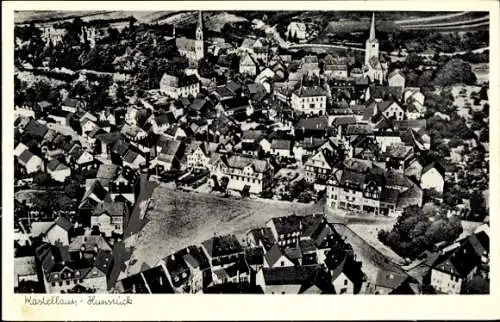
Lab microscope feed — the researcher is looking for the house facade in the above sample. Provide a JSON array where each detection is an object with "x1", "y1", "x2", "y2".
[
  {"x1": 291, "y1": 86, "x2": 327, "y2": 116},
  {"x1": 210, "y1": 155, "x2": 274, "y2": 194}
]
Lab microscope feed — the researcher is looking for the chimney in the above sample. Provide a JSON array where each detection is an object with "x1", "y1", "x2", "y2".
[
  {"x1": 171, "y1": 254, "x2": 175, "y2": 260},
  {"x1": 93, "y1": 244, "x2": 98, "y2": 253},
  {"x1": 186, "y1": 248, "x2": 190, "y2": 254}
]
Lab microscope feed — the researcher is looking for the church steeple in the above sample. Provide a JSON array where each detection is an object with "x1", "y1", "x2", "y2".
[
  {"x1": 195, "y1": 11, "x2": 205, "y2": 60},
  {"x1": 369, "y1": 12, "x2": 376, "y2": 42},
  {"x1": 196, "y1": 11, "x2": 203, "y2": 41}
]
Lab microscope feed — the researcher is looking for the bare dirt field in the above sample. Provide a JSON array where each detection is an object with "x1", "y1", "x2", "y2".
[{"x1": 121, "y1": 185, "x2": 324, "y2": 277}]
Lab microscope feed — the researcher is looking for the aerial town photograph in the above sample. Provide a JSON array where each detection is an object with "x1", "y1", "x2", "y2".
[{"x1": 13, "y1": 9, "x2": 489, "y2": 295}]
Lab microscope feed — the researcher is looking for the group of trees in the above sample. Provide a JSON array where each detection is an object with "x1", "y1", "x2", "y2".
[{"x1": 378, "y1": 206, "x2": 463, "y2": 260}]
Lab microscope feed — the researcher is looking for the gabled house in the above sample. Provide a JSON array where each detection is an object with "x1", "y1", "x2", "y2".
[
  {"x1": 201, "y1": 234, "x2": 244, "y2": 269},
  {"x1": 256, "y1": 265, "x2": 334, "y2": 294},
  {"x1": 151, "y1": 136, "x2": 186, "y2": 172},
  {"x1": 30, "y1": 216, "x2": 72, "y2": 246},
  {"x1": 91, "y1": 200, "x2": 129, "y2": 237},
  {"x1": 17, "y1": 150, "x2": 44, "y2": 174},
  {"x1": 185, "y1": 140, "x2": 212, "y2": 171},
  {"x1": 46, "y1": 159, "x2": 71, "y2": 182},
  {"x1": 291, "y1": 86, "x2": 327, "y2": 116},
  {"x1": 264, "y1": 244, "x2": 295, "y2": 268},
  {"x1": 35, "y1": 242, "x2": 112, "y2": 293},
  {"x1": 304, "y1": 149, "x2": 335, "y2": 183},
  {"x1": 246, "y1": 227, "x2": 277, "y2": 252},
  {"x1": 382, "y1": 143, "x2": 414, "y2": 170},
  {"x1": 61, "y1": 98, "x2": 82, "y2": 113},
  {"x1": 122, "y1": 149, "x2": 146, "y2": 170},
  {"x1": 159, "y1": 73, "x2": 200, "y2": 100},
  {"x1": 270, "y1": 139, "x2": 293, "y2": 159},
  {"x1": 209, "y1": 154, "x2": 274, "y2": 195},
  {"x1": 420, "y1": 161, "x2": 445, "y2": 193},
  {"x1": 377, "y1": 100, "x2": 405, "y2": 121},
  {"x1": 239, "y1": 53, "x2": 258, "y2": 76}
]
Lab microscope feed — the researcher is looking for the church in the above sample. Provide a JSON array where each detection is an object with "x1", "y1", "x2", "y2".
[
  {"x1": 363, "y1": 13, "x2": 388, "y2": 84},
  {"x1": 175, "y1": 11, "x2": 205, "y2": 62}
]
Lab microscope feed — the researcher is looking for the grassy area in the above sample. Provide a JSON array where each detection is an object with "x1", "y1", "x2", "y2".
[{"x1": 121, "y1": 185, "x2": 323, "y2": 278}]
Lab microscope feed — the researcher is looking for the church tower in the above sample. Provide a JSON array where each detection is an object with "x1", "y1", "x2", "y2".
[
  {"x1": 365, "y1": 13, "x2": 379, "y2": 65},
  {"x1": 195, "y1": 11, "x2": 205, "y2": 60}
]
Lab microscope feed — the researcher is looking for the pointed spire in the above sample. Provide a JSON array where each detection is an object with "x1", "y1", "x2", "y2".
[
  {"x1": 198, "y1": 10, "x2": 203, "y2": 29},
  {"x1": 369, "y1": 12, "x2": 376, "y2": 41}
]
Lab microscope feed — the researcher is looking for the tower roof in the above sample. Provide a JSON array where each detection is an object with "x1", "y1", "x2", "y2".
[
  {"x1": 369, "y1": 12, "x2": 376, "y2": 41},
  {"x1": 198, "y1": 11, "x2": 203, "y2": 29}
]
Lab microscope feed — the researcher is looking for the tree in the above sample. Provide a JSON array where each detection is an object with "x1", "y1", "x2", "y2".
[
  {"x1": 433, "y1": 58, "x2": 477, "y2": 86},
  {"x1": 405, "y1": 53, "x2": 423, "y2": 69},
  {"x1": 64, "y1": 180, "x2": 82, "y2": 199}
]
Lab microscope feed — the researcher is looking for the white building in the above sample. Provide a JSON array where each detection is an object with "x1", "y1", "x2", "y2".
[
  {"x1": 291, "y1": 86, "x2": 327, "y2": 116},
  {"x1": 159, "y1": 73, "x2": 200, "y2": 99}
]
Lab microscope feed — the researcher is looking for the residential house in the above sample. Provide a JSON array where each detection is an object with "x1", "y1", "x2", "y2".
[
  {"x1": 374, "y1": 270, "x2": 410, "y2": 294},
  {"x1": 35, "y1": 242, "x2": 112, "y2": 293},
  {"x1": 91, "y1": 200, "x2": 129, "y2": 237},
  {"x1": 246, "y1": 227, "x2": 277, "y2": 252},
  {"x1": 256, "y1": 265, "x2": 334, "y2": 294},
  {"x1": 186, "y1": 141, "x2": 212, "y2": 171},
  {"x1": 201, "y1": 234, "x2": 245, "y2": 269},
  {"x1": 287, "y1": 21, "x2": 307, "y2": 40},
  {"x1": 159, "y1": 73, "x2": 200, "y2": 99},
  {"x1": 122, "y1": 149, "x2": 147, "y2": 170},
  {"x1": 291, "y1": 86, "x2": 327, "y2": 116},
  {"x1": 17, "y1": 150, "x2": 44, "y2": 174},
  {"x1": 300, "y1": 55, "x2": 320, "y2": 77},
  {"x1": 48, "y1": 109, "x2": 72, "y2": 126},
  {"x1": 23, "y1": 120, "x2": 49, "y2": 140},
  {"x1": 46, "y1": 159, "x2": 71, "y2": 182},
  {"x1": 264, "y1": 244, "x2": 295, "y2": 268},
  {"x1": 430, "y1": 231, "x2": 489, "y2": 294},
  {"x1": 30, "y1": 217, "x2": 72, "y2": 246},
  {"x1": 209, "y1": 154, "x2": 274, "y2": 195},
  {"x1": 151, "y1": 136, "x2": 186, "y2": 172},
  {"x1": 377, "y1": 100, "x2": 405, "y2": 121},
  {"x1": 328, "y1": 257, "x2": 365, "y2": 294},
  {"x1": 270, "y1": 139, "x2": 293, "y2": 159},
  {"x1": 245, "y1": 247, "x2": 265, "y2": 273},
  {"x1": 66, "y1": 145, "x2": 95, "y2": 170},
  {"x1": 304, "y1": 149, "x2": 335, "y2": 183},
  {"x1": 387, "y1": 70, "x2": 405, "y2": 91},
  {"x1": 382, "y1": 144, "x2": 414, "y2": 170},
  {"x1": 239, "y1": 53, "x2": 258, "y2": 76},
  {"x1": 420, "y1": 162, "x2": 445, "y2": 193},
  {"x1": 98, "y1": 108, "x2": 117, "y2": 126},
  {"x1": 160, "y1": 245, "x2": 210, "y2": 293},
  {"x1": 61, "y1": 98, "x2": 82, "y2": 113}
]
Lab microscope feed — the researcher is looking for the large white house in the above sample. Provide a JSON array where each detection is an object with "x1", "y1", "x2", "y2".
[
  {"x1": 291, "y1": 86, "x2": 327, "y2": 116},
  {"x1": 159, "y1": 73, "x2": 200, "y2": 99},
  {"x1": 209, "y1": 155, "x2": 274, "y2": 194}
]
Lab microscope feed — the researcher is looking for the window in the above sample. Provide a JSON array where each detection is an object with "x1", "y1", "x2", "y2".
[
  {"x1": 59, "y1": 281, "x2": 63, "y2": 286},
  {"x1": 51, "y1": 282, "x2": 56, "y2": 287},
  {"x1": 66, "y1": 280, "x2": 71, "y2": 285},
  {"x1": 281, "y1": 261, "x2": 284, "y2": 267},
  {"x1": 344, "y1": 279, "x2": 348, "y2": 286}
]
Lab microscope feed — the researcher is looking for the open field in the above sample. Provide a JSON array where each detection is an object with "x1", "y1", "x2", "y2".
[
  {"x1": 118, "y1": 185, "x2": 399, "y2": 279},
  {"x1": 120, "y1": 185, "x2": 324, "y2": 278}
]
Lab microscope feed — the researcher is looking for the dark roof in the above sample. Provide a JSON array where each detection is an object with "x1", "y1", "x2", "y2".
[
  {"x1": 55, "y1": 216, "x2": 73, "y2": 231},
  {"x1": 297, "y1": 116, "x2": 329, "y2": 131},
  {"x1": 62, "y1": 98, "x2": 80, "y2": 108},
  {"x1": 24, "y1": 120, "x2": 48, "y2": 138},
  {"x1": 264, "y1": 244, "x2": 285, "y2": 267},
  {"x1": 375, "y1": 270, "x2": 408, "y2": 290},
  {"x1": 202, "y1": 235, "x2": 243, "y2": 258},
  {"x1": 380, "y1": 187, "x2": 400, "y2": 204},
  {"x1": 295, "y1": 86, "x2": 327, "y2": 97},
  {"x1": 262, "y1": 265, "x2": 319, "y2": 285},
  {"x1": 271, "y1": 139, "x2": 291, "y2": 150},
  {"x1": 247, "y1": 227, "x2": 276, "y2": 251},
  {"x1": 333, "y1": 116, "x2": 357, "y2": 126},
  {"x1": 47, "y1": 159, "x2": 70, "y2": 172},
  {"x1": 421, "y1": 161, "x2": 446, "y2": 177},
  {"x1": 245, "y1": 247, "x2": 264, "y2": 266},
  {"x1": 204, "y1": 282, "x2": 264, "y2": 294},
  {"x1": 270, "y1": 215, "x2": 301, "y2": 236}
]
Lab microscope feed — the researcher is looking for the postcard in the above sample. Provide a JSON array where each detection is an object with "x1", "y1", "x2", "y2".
[{"x1": 2, "y1": 0, "x2": 499, "y2": 320}]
